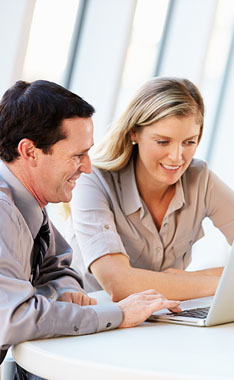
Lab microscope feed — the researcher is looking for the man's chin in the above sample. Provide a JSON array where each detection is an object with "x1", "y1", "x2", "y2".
[
  {"x1": 57, "y1": 191, "x2": 73, "y2": 204},
  {"x1": 63, "y1": 195, "x2": 73, "y2": 203}
]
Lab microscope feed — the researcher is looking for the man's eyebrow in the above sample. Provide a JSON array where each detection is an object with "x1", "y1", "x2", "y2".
[{"x1": 76, "y1": 143, "x2": 94, "y2": 154}]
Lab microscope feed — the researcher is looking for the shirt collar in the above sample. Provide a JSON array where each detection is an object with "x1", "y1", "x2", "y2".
[
  {"x1": 120, "y1": 157, "x2": 143, "y2": 216},
  {"x1": 167, "y1": 177, "x2": 185, "y2": 215},
  {"x1": 119, "y1": 157, "x2": 186, "y2": 217},
  {"x1": 0, "y1": 161, "x2": 43, "y2": 238}
]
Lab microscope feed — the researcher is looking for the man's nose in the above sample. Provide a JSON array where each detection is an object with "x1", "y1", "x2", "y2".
[{"x1": 80, "y1": 154, "x2": 92, "y2": 174}]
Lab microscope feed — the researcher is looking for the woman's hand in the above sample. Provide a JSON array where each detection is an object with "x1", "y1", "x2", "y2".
[{"x1": 57, "y1": 291, "x2": 97, "y2": 306}]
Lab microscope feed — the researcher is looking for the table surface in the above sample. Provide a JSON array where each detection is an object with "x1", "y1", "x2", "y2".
[{"x1": 13, "y1": 291, "x2": 234, "y2": 380}]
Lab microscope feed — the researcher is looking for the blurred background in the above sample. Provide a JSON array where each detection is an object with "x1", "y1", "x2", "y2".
[{"x1": 0, "y1": 0, "x2": 233, "y2": 269}]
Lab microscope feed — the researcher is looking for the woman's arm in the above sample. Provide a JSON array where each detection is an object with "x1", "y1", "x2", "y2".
[
  {"x1": 164, "y1": 267, "x2": 224, "y2": 276},
  {"x1": 90, "y1": 253, "x2": 220, "y2": 302}
]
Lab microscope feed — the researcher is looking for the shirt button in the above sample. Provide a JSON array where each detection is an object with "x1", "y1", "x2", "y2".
[
  {"x1": 104, "y1": 224, "x2": 109, "y2": 230},
  {"x1": 106, "y1": 322, "x2": 112, "y2": 328},
  {"x1": 163, "y1": 223, "x2": 168, "y2": 228},
  {"x1": 189, "y1": 241, "x2": 193, "y2": 246},
  {"x1": 74, "y1": 325, "x2": 79, "y2": 332},
  {"x1": 156, "y1": 247, "x2": 162, "y2": 253}
]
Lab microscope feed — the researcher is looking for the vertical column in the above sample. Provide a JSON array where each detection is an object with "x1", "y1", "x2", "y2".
[
  {"x1": 0, "y1": 0, "x2": 36, "y2": 97},
  {"x1": 155, "y1": 0, "x2": 218, "y2": 85},
  {"x1": 69, "y1": 0, "x2": 137, "y2": 142}
]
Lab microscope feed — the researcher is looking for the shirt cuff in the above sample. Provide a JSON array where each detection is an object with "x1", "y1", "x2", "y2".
[{"x1": 89, "y1": 303, "x2": 123, "y2": 332}]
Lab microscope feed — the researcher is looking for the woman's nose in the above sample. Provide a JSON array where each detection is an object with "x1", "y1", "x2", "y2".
[{"x1": 167, "y1": 144, "x2": 183, "y2": 161}]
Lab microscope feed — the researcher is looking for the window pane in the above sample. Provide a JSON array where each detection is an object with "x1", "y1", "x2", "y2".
[
  {"x1": 21, "y1": 0, "x2": 79, "y2": 84},
  {"x1": 114, "y1": 0, "x2": 169, "y2": 119},
  {"x1": 196, "y1": 0, "x2": 234, "y2": 160}
]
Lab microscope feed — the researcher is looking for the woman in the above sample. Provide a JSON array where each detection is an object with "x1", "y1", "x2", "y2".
[{"x1": 69, "y1": 77, "x2": 234, "y2": 301}]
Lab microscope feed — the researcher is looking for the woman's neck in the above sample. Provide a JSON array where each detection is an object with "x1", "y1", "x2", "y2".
[{"x1": 134, "y1": 159, "x2": 175, "y2": 230}]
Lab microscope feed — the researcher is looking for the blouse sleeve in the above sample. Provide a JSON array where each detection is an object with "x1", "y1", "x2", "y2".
[
  {"x1": 205, "y1": 169, "x2": 234, "y2": 245},
  {"x1": 70, "y1": 170, "x2": 129, "y2": 272}
]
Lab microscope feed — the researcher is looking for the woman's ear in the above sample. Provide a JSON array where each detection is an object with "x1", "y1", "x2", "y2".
[
  {"x1": 130, "y1": 128, "x2": 137, "y2": 144},
  {"x1": 17, "y1": 139, "x2": 38, "y2": 166}
]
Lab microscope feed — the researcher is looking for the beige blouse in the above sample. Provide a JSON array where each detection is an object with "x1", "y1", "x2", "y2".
[{"x1": 70, "y1": 158, "x2": 234, "y2": 292}]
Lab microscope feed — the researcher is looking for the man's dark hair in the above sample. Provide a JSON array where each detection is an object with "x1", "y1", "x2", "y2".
[{"x1": 0, "y1": 80, "x2": 95, "y2": 162}]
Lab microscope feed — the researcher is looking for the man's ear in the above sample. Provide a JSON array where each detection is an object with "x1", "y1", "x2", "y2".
[{"x1": 17, "y1": 139, "x2": 39, "y2": 167}]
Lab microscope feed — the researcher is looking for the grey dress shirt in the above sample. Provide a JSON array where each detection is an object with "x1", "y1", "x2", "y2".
[
  {"x1": 0, "y1": 162, "x2": 122, "y2": 361},
  {"x1": 70, "y1": 158, "x2": 234, "y2": 292}
]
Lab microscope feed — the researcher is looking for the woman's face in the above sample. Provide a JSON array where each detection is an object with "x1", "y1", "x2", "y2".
[{"x1": 132, "y1": 115, "x2": 201, "y2": 188}]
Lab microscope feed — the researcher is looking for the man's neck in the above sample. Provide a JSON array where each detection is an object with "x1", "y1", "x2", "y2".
[{"x1": 5, "y1": 161, "x2": 45, "y2": 209}]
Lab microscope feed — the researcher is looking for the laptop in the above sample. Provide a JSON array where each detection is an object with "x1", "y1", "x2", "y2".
[{"x1": 148, "y1": 248, "x2": 234, "y2": 327}]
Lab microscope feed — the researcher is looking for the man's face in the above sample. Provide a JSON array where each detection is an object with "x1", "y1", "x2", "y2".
[{"x1": 33, "y1": 117, "x2": 93, "y2": 207}]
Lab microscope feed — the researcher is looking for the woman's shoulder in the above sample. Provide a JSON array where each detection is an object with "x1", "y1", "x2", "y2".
[
  {"x1": 183, "y1": 158, "x2": 211, "y2": 188},
  {"x1": 79, "y1": 165, "x2": 112, "y2": 182},
  {"x1": 188, "y1": 158, "x2": 208, "y2": 170},
  {"x1": 187, "y1": 158, "x2": 233, "y2": 192},
  {"x1": 77, "y1": 165, "x2": 121, "y2": 195},
  {"x1": 186, "y1": 158, "x2": 209, "y2": 176},
  {"x1": 91, "y1": 165, "x2": 120, "y2": 182}
]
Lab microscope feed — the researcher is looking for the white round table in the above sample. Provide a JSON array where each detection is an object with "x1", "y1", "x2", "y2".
[{"x1": 12, "y1": 291, "x2": 234, "y2": 380}]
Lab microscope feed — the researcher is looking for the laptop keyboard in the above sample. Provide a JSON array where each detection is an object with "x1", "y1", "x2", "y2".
[{"x1": 167, "y1": 306, "x2": 210, "y2": 319}]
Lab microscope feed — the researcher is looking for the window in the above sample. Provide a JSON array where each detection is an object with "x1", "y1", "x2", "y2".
[
  {"x1": 196, "y1": 0, "x2": 234, "y2": 162},
  {"x1": 114, "y1": 0, "x2": 169, "y2": 119},
  {"x1": 21, "y1": 0, "x2": 80, "y2": 84}
]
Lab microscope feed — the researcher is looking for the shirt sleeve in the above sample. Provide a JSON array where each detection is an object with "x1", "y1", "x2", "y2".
[
  {"x1": 34, "y1": 221, "x2": 85, "y2": 300},
  {"x1": 70, "y1": 171, "x2": 129, "y2": 271},
  {"x1": 205, "y1": 168, "x2": 234, "y2": 245},
  {"x1": 0, "y1": 197, "x2": 123, "y2": 351}
]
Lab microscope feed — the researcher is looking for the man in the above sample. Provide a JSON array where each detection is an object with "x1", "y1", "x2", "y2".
[{"x1": 0, "y1": 80, "x2": 180, "y2": 379}]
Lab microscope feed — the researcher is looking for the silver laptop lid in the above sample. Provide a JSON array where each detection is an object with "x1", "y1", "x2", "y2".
[
  {"x1": 206, "y1": 250, "x2": 234, "y2": 326},
  {"x1": 149, "y1": 247, "x2": 234, "y2": 327}
]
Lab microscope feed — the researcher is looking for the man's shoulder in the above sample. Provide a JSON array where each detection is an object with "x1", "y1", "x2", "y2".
[
  {"x1": 0, "y1": 177, "x2": 14, "y2": 207},
  {"x1": 0, "y1": 178, "x2": 20, "y2": 234}
]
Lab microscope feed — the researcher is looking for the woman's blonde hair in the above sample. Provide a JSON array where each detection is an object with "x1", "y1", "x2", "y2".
[{"x1": 92, "y1": 76, "x2": 204, "y2": 171}]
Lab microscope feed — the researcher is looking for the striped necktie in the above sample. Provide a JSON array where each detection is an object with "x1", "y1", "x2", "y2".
[{"x1": 31, "y1": 210, "x2": 50, "y2": 285}]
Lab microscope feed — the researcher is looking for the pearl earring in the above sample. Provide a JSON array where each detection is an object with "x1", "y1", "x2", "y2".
[{"x1": 132, "y1": 141, "x2": 136, "y2": 145}]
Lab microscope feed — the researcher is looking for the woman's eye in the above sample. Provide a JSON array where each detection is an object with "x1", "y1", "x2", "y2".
[
  {"x1": 184, "y1": 140, "x2": 196, "y2": 145},
  {"x1": 156, "y1": 140, "x2": 169, "y2": 145}
]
